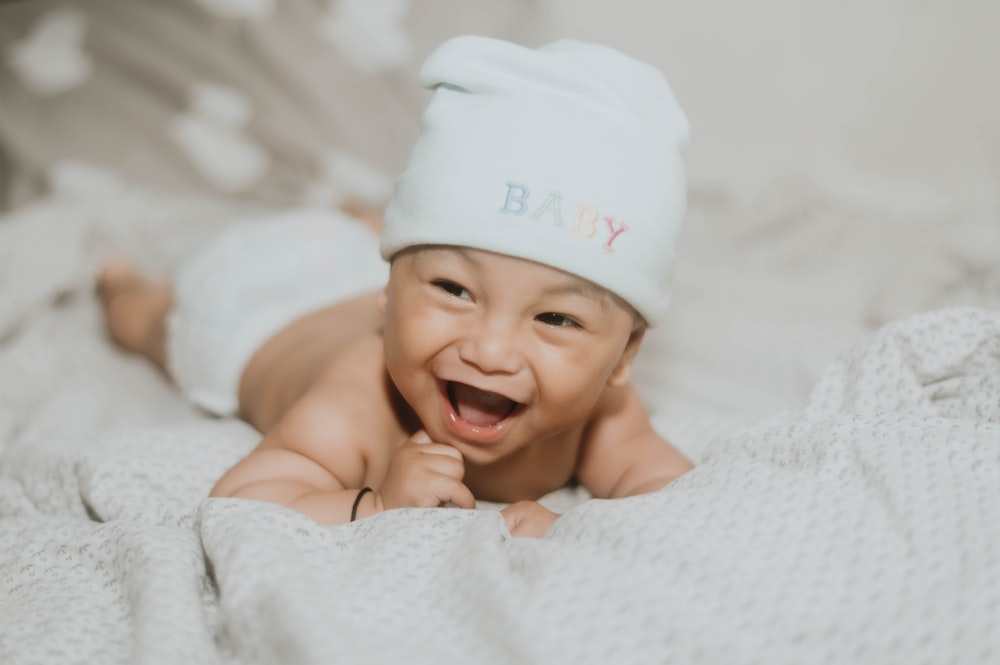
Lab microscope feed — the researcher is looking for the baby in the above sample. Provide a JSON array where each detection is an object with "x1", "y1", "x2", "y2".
[{"x1": 99, "y1": 36, "x2": 694, "y2": 537}]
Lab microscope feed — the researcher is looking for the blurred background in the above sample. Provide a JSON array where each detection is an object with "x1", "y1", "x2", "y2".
[
  {"x1": 0, "y1": 0, "x2": 997, "y2": 455},
  {"x1": 1, "y1": 0, "x2": 997, "y2": 211}
]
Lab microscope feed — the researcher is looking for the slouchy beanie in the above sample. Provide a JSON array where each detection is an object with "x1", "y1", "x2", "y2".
[{"x1": 381, "y1": 35, "x2": 689, "y2": 325}]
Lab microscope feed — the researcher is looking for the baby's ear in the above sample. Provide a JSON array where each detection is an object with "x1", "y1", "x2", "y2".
[{"x1": 607, "y1": 325, "x2": 646, "y2": 387}]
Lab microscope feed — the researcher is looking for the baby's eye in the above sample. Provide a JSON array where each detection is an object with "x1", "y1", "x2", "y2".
[
  {"x1": 432, "y1": 280, "x2": 471, "y2": 300},
  {"x1": 536, "y1": 312, "x2": 580, "y2": 328}
]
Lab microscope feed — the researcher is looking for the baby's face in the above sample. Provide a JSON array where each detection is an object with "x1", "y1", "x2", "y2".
[{"x1": 381, "y1": 246, "x2": 643, "y2": 465}]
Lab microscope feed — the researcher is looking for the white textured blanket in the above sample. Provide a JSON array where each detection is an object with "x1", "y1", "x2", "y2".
[
  {"x1": 3, "y1": 303, "x2": 998, "y2": 664},
  {"x1": 1, "y1": 183, "x2": 999, "y2": 663}
]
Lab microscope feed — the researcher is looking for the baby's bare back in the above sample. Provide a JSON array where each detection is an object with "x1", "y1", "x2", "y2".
[{"x1": 237, "y1": 290, "x2": 385, "y2": 432}]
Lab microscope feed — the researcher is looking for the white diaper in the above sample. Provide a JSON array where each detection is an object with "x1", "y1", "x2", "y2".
[{"x1": 167, "y1": 208, "x2": 389, "y2": 416}]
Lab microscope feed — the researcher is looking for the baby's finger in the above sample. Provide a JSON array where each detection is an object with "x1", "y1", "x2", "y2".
[
  {"x1": 434, "y1": 478, "x2": 476, "y2": 510},
  {"x1": 501, "y1": 501, "x2": 559, "y2": 538},
  {"x1": 501, "y1": 504, "x2": 521, "y2": 533},
  {"x1": 420, "y1": 450, "x2": 465, "y2": 479},
  {"x1": 410, "y1": 430, "x2": 432, "y2": 444},
  {"x1": 415, "y1": 442, "x2": 463, "y2": 462}
]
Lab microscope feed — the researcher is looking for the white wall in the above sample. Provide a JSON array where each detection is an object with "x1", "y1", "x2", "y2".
[{"x1": 538, "y1": 0, "x2": 1000, "y2": 210}]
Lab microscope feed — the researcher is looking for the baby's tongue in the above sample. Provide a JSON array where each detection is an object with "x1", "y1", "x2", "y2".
[{"x1": 451, "y1": 383, "x2": 515, "y2": 428}]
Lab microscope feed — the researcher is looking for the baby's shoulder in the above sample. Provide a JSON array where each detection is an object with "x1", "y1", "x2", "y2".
[
  {"x1": 582, "y1": 382, "x2": 656, "y2": 445},
  {"x1": 302, "y1": 333, "x2": 405, "y2": 441}
]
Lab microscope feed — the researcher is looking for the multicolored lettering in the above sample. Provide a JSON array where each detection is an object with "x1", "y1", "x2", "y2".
[{"x1": 498, "y1": 180, "x2": 631, "y2": 252}]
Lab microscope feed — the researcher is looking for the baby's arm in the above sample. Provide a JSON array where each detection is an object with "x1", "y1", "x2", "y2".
[
  {"x1": 501, "y1": 385, "x2": 691, "y2": 537},
  {"x1": 209, "y1": 386, "x2": 378, "y2": 523},
  {"x1": 210, "y1": 383, "x2": 475, "y2": 524},
  {"x1": 575, "y1": 384, "x2": 694, "y2": 499}
]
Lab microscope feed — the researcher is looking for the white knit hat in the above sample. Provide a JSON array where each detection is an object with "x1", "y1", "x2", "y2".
[{"x1": 381, "y1": 35, "x2": 689, "y2": 325}]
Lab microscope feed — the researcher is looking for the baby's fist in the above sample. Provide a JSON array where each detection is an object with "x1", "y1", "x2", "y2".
[
  {"x1": 379, "y1": 431, "x2": 474, "y2": 511},
  {"x1": 501, "y1": 501, "x2": 559, "y2": 538}
]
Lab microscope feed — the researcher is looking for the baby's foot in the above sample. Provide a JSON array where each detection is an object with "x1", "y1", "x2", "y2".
[
  {"x1": 339, "y1": 200, "x2": 384, "y2": 235},
  {"x1": 97, "y1": 258, "x2": 172, "y2": 364},
  {"x1": 97, "y1": 256, "x2": 143, "y2": 301}
]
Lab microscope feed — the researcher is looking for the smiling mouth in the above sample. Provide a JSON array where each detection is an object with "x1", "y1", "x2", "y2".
[{"x1": 446, "y1": 381, "x2": 521, "y2": 428}]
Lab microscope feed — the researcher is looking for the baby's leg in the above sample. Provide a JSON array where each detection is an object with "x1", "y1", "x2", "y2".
[{"x1": 97, "y1": 259, "x2": 173, "y2": 373}]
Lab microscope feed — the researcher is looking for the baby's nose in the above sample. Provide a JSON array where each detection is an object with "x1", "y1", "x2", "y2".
[{"x1": 458, "y1": 320, "x2": 523, "y2": 375}]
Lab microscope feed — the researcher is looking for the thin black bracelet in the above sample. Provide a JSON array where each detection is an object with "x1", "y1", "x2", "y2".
[{"x1": 351, "y1": 487, "x2": 373, "y2": 522}]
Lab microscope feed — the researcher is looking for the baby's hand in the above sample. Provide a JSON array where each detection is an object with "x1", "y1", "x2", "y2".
[
  {"x1": 501, "y1": 501, "x2": 559, "y2": 538},
  {"x1": 378, "y1": 431, "x2": 476, "y2": 511}
]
